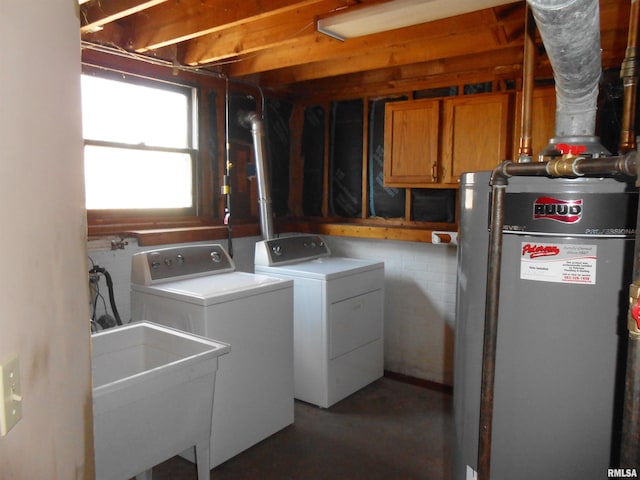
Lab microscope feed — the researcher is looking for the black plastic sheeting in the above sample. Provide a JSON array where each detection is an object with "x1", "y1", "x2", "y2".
[
  {"x1": 227, "y1": 94, "x2": 257, "y2": 143},
  {"x1": 265, "y1": 98, "x2": 292, "y2": 217},
  {"x1": 411, "y1": 189, "x2": 456, "y2": 222},
  {"x1": 329, "y1": 99, "x2": 363, "y2": 218},
  {"x1": 414, "y1": 86, "x2": 458, "y2": 99},
  {"x1": 207, "y1": 90, "x2": 219, "y2": 215},
  {"x1": 368, "y1": 97, "x2": 406, "y2": 218},
  {"x1": 302, "y1": 97, "x2": 457, "y2": 223},
  {"x1": 302, "y1": 105, "x2": 325, "y2": 217},
  {"x1": 301, "y1": 97, "x2": 464, "y2": 223},
  {"x1": 598, "y1": 68, "x2": 640, "y2": 154}
]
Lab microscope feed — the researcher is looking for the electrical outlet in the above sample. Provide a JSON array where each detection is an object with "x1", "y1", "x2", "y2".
[{"x1": 0, "y1": 354, "x2": 22, "y2": 436}]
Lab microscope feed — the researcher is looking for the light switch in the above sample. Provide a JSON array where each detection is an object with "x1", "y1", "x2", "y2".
[{"x1": 0, "y1": 354, "x2": 22, "y2": 436}]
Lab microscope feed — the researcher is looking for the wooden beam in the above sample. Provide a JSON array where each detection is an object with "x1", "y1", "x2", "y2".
[
  {"x1": 253, "y1": 0, "x2": 626, "y2": 91},
  {"x1": 279, "y1": 220, "x2": 456, "y2": 243},
  {"x1": 80, "y1": 0, "x2": 168, "y2": 34},
  {"x1": 232, "y1": 28, "x2": 516, "y2": 83},
  {"x1": 181, "y1": 0, "x2": 346, "y2": 65},
  {"x1": 79, "y1": 0, "x2": 627, "y2": 93},
  {"x1": 282, "y1": 46, "x2": 524, "y2": 102},
  {"x1": 225, "y1": 7, "x2": 524, "y2": 78},
  {"x1": 126, "y1": 0, "x2": 346, "y2": 53}
]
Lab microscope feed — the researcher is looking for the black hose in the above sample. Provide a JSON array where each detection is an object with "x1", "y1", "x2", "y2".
[{"x1": 89, "y1": 266, "x2": 122, "y2": 326}]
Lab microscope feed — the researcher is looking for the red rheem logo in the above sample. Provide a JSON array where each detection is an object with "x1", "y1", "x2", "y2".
[{"x1": 533, "y1": 196, "x2": 583, "y2": 223}]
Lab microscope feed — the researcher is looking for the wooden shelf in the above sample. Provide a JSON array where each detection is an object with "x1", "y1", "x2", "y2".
[
  {"x1": 123, "y1": 224, "x2": 260, "y2": 246},
  {"x1": 279, "y1": 219, "x2": 457, "y2": 244}
]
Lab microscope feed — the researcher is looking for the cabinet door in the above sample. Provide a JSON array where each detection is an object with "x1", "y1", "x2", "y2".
[
  {"x1": 531, "y1": 87, "x2": 556, "y2": 159},
  {"x1": 441, "y1": 93, "x2": 511, "y2": 184},
  {"x1": 383, "y1": 99, "x2": 440, "y2": 186}
]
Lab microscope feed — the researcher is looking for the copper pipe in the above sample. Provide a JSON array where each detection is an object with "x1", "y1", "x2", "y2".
[
  {"x1": 518, "y1": 7, "x2": 536, "y2": 162},
  {"x1": 619, "y1": 0, "x2": 639, "y2": 154},
  {"x1": 494, "y1": 153, "x2": 638, "y2": 178},
  {"x1": 477, "y1": 172, "x2": 507, "y2": 480}
]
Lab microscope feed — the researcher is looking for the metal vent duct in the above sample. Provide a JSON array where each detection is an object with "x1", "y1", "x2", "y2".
[
  {"x1": 528, "y1": 0, "x2": 602, "y2": 139},
  {"x1": 239, "y1": 111, "x2": 275, "y2": 241}
]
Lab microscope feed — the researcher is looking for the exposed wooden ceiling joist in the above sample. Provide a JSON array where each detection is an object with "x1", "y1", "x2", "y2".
[
  {"x1": 79, "y1": 0, "x2": 631, "y2": 94},
  {"x1": 180, "y1": 0, "x2": 348, "y2": 65},
  {"x1": 226, "y1": 6, "x2": 525, "y2": 81},
  {"x1": 285, "y1": 45, "x2": 526, "y2": 101},
  {"x1": 132, "y1": 0, "x2": 352, "y2": 53},
  {"x1": 80, "y1": 0, "x2": 168, "y2": 34}
]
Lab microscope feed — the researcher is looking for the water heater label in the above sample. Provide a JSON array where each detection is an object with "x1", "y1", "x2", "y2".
[{"x1": 520, "y1": 242, "x2": 597, "y2": 284}]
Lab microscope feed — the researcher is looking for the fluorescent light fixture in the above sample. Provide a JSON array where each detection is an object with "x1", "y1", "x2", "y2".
[{"x1": 317, "y1": 0, "x2": 514, "y2": 41}]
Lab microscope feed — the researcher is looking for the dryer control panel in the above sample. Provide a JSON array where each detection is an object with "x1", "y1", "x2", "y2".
[
  {"x1": 255, "y1": 235, "x2": 331, "y2": 266},
  {"x1": 131, "y1": 244, "x2": 235, "y2": 285}
]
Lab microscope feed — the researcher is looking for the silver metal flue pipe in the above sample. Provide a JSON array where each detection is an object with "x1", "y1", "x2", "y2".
[
  {"x1": 528, "y1": 0, "x2": 602, "y2": 138},
  {"x1": 239, "y1": 111, "x2": 275, "y2": 241}
]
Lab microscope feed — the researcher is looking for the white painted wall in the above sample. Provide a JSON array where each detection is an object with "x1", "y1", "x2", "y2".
[
  {"x1": 90, "y1": 234, "x2": 458, "y2": 386},
  {"x1": 0, "y1": 2, "x2": 94, "y2": 478}
]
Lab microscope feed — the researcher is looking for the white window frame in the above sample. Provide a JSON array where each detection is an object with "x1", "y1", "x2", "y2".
[{"x1": 81, "y1": 69, "x2": 199, "y2": 215}]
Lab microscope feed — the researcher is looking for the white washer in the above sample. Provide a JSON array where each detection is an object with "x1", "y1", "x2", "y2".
[
  {"x1": 255, "y1": 235, "x2": 384, "y2": 408},
  {"x1": 130, "y1": 244, "x2": 293, "y2": 469}
]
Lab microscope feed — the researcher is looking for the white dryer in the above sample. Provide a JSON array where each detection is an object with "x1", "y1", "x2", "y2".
[
  {"x1": 130, "y1": 244, "x2": 293, "y2": 469},
  {"x1": 255, "y1": 235, "x2": 384, "y2": 408}
]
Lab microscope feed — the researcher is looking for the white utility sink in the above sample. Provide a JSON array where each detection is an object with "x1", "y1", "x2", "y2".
[{"x1": 92, "y1": 321, "x2": 229, "y2": 480}]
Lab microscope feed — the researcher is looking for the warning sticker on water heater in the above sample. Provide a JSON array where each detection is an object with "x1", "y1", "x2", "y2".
[{"x1": 520, "y1": 242, "x2": 597, "y2": 284}]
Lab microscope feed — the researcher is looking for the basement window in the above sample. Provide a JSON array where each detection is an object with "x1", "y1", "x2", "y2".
[{"x1": 81, "y1": 73, "x2": 196, "y2": 211}]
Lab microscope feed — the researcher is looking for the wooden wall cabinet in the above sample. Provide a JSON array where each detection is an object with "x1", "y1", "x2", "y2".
[
  {"x1": 384, "y1": 93, "x2": 513, "y2": 187},
  {"x1": 440, "y1": 93, "x2": 512, "y2": 184},
  {"x1": 383, "y1": 98, "x2": 440, "y2": 186}
]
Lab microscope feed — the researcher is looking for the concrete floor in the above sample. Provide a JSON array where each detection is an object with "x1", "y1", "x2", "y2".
[{"x1": 149, "y1": 377, "x2": 452, "y2": 479}]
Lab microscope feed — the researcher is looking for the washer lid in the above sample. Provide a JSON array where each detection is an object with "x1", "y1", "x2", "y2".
[
  {"x1": 255, "y1": 256, "x2": 383, "y2": 280},
  {"x1": 131, "y1": 271, "x2": 292, "y2": 306}
]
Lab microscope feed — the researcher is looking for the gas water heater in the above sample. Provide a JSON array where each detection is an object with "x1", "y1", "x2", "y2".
[{"x1": 453, "y1": 172, "x2": 637, "y2": 479}]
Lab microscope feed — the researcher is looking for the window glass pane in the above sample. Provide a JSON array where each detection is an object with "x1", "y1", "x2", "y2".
[
  {"x1": 84, "y1": 145, "x2": 192, "y2": 209},
  {"x1": 81, "y1": 75, "x2": 189, "y2": 148}
]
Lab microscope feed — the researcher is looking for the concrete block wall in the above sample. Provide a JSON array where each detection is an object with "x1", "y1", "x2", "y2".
[{"x1": 325, "y1": 236, "x2": 458, "y2": 386}]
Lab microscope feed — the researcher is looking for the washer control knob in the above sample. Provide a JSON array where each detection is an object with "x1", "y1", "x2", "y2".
[
  {"x1": 151, "y1": 261, "x2": 161, "y2": 270},
  {"x1": 164, "y1": 258, "x2": 173, "y2": 267},
  {"x1": 210, "y1": 251, "x2": 222, "y2": 263},
  {"x1": 176, "y1": 254, "x2": 185, "y2": 265},
  {"x1": 271, "y1": 244, "x2": 283, "y2": 256}
]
